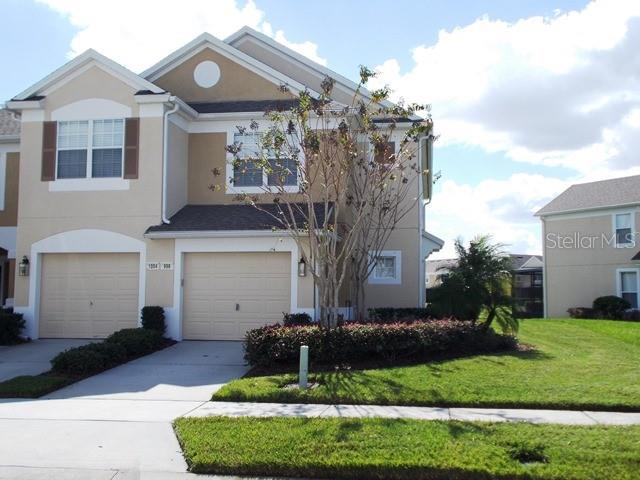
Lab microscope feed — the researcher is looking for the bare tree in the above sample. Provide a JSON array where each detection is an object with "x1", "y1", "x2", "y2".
[{"x1": 221, "y1": 68, "x2": 433, "y2": 327}]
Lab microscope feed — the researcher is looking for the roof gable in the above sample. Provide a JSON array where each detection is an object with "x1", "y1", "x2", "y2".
[
  {"x1": 12, "y1": 49, "x2": 163, "y2": 101},
  {"x1": 140, "y1": 32, "x2": 312, "y2": 96},
  {"x1": 536, "y1": 175, "x2": 640, "y2": 216},
  {"x1": 226, "y1": 26, "x2": 409, "y2": 115}
]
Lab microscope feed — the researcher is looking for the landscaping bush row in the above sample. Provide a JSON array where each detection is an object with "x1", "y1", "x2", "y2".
[
  {"x1": 0, "y1": 310, "x2": 25, "y2": 345},
  {"x1": 244, "y1": 320, "x2": 517, "y2": 367},
  {"x1": 51, "y1": 328, "x2": 170, "y2": 375},
  {"x1": 568, "y1": 295, "x2": 639, "y2": 321},
  {"x1": 366, "y1": 307, "x2": 439, "y2": 323}
]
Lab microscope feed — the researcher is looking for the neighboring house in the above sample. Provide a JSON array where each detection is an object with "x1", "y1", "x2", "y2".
[
  {"x1": 536, "y1": 175, "x2": 640, "y2": 317},
  {"x1": 0, "y1": 109, "x2": 19, "y2": 307},
  {"x1": 425, "y1": 254, "x2": 544, "y2": 317},
  {"x1": 6, "y1": 27, "x2": 442, "y2": 341}
]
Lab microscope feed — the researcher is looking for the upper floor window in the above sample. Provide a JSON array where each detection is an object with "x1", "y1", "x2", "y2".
[
  {"x1": 614, "y1": 212, "x2": 634, "y2": 247},
  {"x1": 57, "y1": 119, "x2": 124, "y2": 180},
  {"x1": 230, "y1": 131, "x2": 298, "y2": 192}
]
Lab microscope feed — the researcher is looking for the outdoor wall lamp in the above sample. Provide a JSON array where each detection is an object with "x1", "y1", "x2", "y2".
[
  {"x1": 298, "y1": 257, "x2": 307, "y2": 277},
  {"x1": 18, "y1": 256, "x2": 30, "y2": 276}
]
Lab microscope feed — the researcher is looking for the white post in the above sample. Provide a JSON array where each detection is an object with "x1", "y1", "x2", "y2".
[{"x1": 299, "y1": 345, "x2": 309, "y2": 389}]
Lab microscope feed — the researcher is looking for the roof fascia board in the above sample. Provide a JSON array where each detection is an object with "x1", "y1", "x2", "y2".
[
  {"x1": 5, "y1": 99, "x2": 43, "y2": 110},
  {"x1": 144, "y1": 229, "x2": 296, "y2": 239},
  {"x1": 14, "y1": 49, "x2": 163, "y2": 101},
  {"x1": 140, "y1": 33, "x2": 316, "y2": 97},
  {"x1": 536, "y1": 202, "x2": 640, "y2": 218}
]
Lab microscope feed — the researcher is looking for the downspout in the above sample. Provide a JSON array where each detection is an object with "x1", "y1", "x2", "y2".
[{"x1": 162, "y1": 97, "x2": 179, "y2": 224}]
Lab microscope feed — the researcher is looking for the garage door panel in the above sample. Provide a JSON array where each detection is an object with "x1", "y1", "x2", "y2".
[
  {"x1": 40, "y1": 253, "x2": 139, "y2": 339},
  {"x1": 183, "y1": 252, "x2": 291, "y2": 340}
]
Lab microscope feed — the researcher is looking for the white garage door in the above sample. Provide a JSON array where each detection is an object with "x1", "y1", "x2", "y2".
[
  {"x1": 40, "y1": 253, "x2": 139, "y2": 338},
  {"x1": 183, "y1": 252, "x2": 291, "y2": 340}
]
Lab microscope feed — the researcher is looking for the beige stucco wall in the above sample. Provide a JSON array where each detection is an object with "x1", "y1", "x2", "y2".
[
  {"x1": 0, "y1": 152, "x2": 19, "y2": 227},
  {"x1": 153, "y1": 48, "x2": 294, "y2": 103},
  {"x1": 14, "y1": 66, "x2": 165, "y2": 308},
  {"x1": 167, "y1": 122, "x2": 189, "y2": 216},
  {"x1": 145, "y1": 238, "x2": 175, "y2": 307},
  {"x1": 543, "y1": 210, "x2": 640, "y2": 317},
  {"x1": 234, "y1": 39, "x2": 355, "y2": 106},
  {"x1": 188, "y1": 132, "x2": 227, "y2": 204}
]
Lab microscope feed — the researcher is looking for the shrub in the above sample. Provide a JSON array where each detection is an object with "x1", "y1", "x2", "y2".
[
  {"x1": 567, "y1": 307, "x2": 598, "y2": 319},
  {"x1": 621, "y1": 309, "x2": 640, "y2": 321},
  {"x1": 244, "y1": 320, "x2": 517, "y2": 367},
  {"x1": 51, "y1": 342, "x2": 127, "y2": 375},
  {"x1": 106, "y1": 328, "x2": 167, "y2": 357},
  {"x1": 593, "y1": 296, "x2": 630, "y2": 320},
  {"x1": 0, "y1": 311, "x2": 25, "y2": 345},
  {"x1": 141, "y1": 306, "x2": 166, "y2": 334},
  {"x1": 367, "y1": 308, "x2": 439, "y2": 323},
  {"x1": 282, "y1": 312, "x2": 312, "y2": 326}
]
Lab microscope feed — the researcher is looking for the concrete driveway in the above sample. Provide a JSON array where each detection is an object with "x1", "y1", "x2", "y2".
[
  {"x1": 0, "y1": 340, "x2": 248, "y2": 478},
  {"x1": 0, "y1": 339, "x2": 91, "y2": 382}
]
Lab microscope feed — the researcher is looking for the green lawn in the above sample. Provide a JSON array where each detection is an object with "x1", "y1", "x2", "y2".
[
  {"x1": 174, "y1": 416, "x2": 640, "y2": 480},
  {"x1": 213, "y1": 319, "x2": 640, "y2": 411},
  {"x1": 0, "y1": 374, "x2": 73, "y2": 398}
]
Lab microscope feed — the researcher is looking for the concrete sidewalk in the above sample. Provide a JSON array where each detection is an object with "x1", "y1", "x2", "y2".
[{"x1": 188, "y1": 401, "x2": 640, "y2": 426}]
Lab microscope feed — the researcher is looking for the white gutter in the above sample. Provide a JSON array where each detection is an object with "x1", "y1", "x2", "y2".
[{"x1": 162, "y1": 97, "x2": 179, "y2": 224}]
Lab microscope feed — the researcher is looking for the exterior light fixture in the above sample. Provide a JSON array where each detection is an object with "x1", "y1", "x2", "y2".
[
  {"x1": 298, "y1": 257, "x2": 307, "y2": 277},
  {"x1": 18, "y1": 256, "x2": 30, "y2": 276}
]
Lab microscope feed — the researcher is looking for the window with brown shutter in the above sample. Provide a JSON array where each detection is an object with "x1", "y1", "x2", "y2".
[
  {"x1": 41, "y1": 121, "x2": 57, "y2": 181},
  {"x1": 124, "y1": 117, "x2": 139, "y2": 179}
]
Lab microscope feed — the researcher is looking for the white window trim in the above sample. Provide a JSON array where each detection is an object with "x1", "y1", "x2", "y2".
[
  {"x1": 368, "y1": 250, "x2": 402, "y2": 285},
  {"x1": 55, "y1": 119, "x2": 125, "y2": 182},
  {"x1": 616, "y1": 268, "x2": 640, "y2": 308},
  {"x1": 612, "y1": 211, "x2": 636, "y2": 248},
  {"x1": 225, "y1": 126, "x2": 301, "y2": 194}
]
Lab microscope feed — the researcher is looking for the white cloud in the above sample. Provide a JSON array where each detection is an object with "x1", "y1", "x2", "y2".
[
  {"x1": 428, "y1": 174, "x2": 569, "y2": 258},
  {"x1": 37, "y1": 0, "x2": 327, "y2": 72},
  {"x1": 372, "y1": 0, "x2": 640, "y2": 175},
  {"x1": 369, "y1": 0, "x2": 640, "y2": 257}
]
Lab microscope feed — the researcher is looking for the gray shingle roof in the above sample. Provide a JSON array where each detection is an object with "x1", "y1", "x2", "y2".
[
  {"x1": 0, "y1": 109, "x2": 20, "y2": 137},
  {"x1": 146, "y1": 203, "x2": 332, "y2": 234},
  {"x1": 188, "y1": 99, "x2": 300, "y2": 114},
  {"x1": 426, "y1": 254, "x2": 542, "y2": 273},
  {"x1": 536, "y1": 175, "x2": 640, "y2": 216}
]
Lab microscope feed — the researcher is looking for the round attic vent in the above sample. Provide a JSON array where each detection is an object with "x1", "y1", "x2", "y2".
[{"x1": 193, "y1": 60, "x2": 221, "y2": 88}]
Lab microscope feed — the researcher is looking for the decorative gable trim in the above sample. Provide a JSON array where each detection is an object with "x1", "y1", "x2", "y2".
[
  {"x1": 12, "y1": 49, "x2": 164, "y2": 101},
  {"x1": 140, "y1": 33, "x2": 315, "y2": 96}
]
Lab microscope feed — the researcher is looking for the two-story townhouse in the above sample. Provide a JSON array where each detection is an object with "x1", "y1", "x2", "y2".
[
  {"x1": 0, "y1": 109, "x2": 19, "y2": 307},
  {"x1": 6, "y1": 27, "x2": 443, "y2": 340},
  {"x1": 536, "y1": 175, "x2": 640, "y2": 317}
]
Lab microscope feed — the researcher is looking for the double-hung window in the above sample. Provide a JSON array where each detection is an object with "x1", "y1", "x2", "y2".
[
  {"x1": 231, "y1": 131, "x2": 298, "y2": 191},
  {"x1": 369, "y1": 250, "x2": 402, "y2": 285},
  {"x1": 614, "y1": 213, "x2": 634, "y2": 247},
  {"x1": 57, "y1": 119, "x2": 124, "y2": 179},
  {"x1": 618, "y1": 269, "x2": 639, "y2": 309}
]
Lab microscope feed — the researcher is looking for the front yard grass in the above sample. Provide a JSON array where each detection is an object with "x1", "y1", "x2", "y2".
[
  {"x1": 0, "y1": 373, "x2": 75, "y2": 398},
  {"x1": 213, "y1": 319, "x2": 640, "y2": 411},
  {"x1": 174, "y1": 416, "x2": 640, "y2": 480}
]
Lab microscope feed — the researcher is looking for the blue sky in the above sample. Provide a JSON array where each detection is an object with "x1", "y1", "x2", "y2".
[{"x1": 3, "y1": 0, "x2": 639, "y2": 258}]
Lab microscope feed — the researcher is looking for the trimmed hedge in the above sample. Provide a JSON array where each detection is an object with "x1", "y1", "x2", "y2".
[
  {"x1": 51, "y1": 342, "x2": 127, "y2": 375},
  {"x1": 567, "y1": 307, "x2": 597, "y2": 319},
  {"x1": 141, "y1": 306, "x2": 166, "y2": 334},
  {"x1": 283, "y1": 312, "x2": 313, "y2": 326},
  {"x1": 51, "y1": 328, "x2": 170, "y2": 375},
  {"x1": 106, "y1": 328, "x2": 167, "y2": 357},
  {"x1": 367, "y1": 308, "x2": 438, "y2": 323},
  {"x1": 0, "y1": 311, "x2": 26, "y2": 345},
  {"x1": 593, "y1": 296, "x2": 630, "y2": 320},
  {"x1": 244, "y1": 320, "x2": 517, "y2": 367}
]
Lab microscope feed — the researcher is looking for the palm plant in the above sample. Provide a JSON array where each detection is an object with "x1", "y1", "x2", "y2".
[{"x1": 429, "y1": 235, "x2": 517, "y2": 333}]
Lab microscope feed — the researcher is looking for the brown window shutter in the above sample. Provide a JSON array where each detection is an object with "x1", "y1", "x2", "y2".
[
  {"x1": 124, "y1": 117, "x2": 139, "y2": 179},
  {"x1": 41, "y1": 121, "x2": 57, "y2": 181}
]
